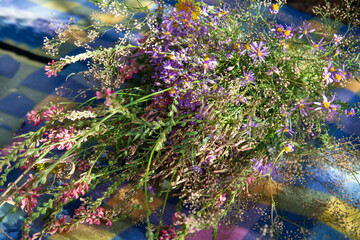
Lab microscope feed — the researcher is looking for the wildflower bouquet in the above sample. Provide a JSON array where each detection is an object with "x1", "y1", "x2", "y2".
[{"x1": 1, "y1": 0, "x2": 360, "y2": 239}]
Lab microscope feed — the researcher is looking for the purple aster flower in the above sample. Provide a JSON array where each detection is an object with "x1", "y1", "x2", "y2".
[
  {"x1": 239, "y1": 70, "x2": 256, "y2": 86},
  {"x1": 271, "y1": 24, "x2": 285, "y2": 38},
  {"x1": 339, "y1": 64, "x2": 352, "y2": 79},
  {"x1": 307, "y1": 123, "x2": 315, "y2": 136},
  {"x1": 297, "y1": 21, "x2": 315, "y2": 39},
  {"x1": 311, "y1": 38, "x2": 326, "y2": 54},
  {"x1": 284, "y1": 143, "x2": 294, "y2": 153},
  {"x1": 269, "y1": 3, "x2": 279, "y2": 14},
  {"x1": 282, "y1": 25, "x2": 295, "y2": 39},
  {"x1": 291, "y1": 96, "x2": 312, "y2": 117},
  {"x1": 313, "y1": 94, "x2": 340, "y2": 113},
  {"x1": 280, "y1": 110, "x2": 290, "y2": 119},
  {"x1": 277, "y1": 124, "x2": 295, "y2": 136},
  {"x1": 344, "y1": 108, "x2": 355, "y2": 117},
  {"x1": 333, "y1": 34, "x2": 343, "y2": 45},
  {"x1": 249, "y1": 41, "x2": 270, "y2": 64}
]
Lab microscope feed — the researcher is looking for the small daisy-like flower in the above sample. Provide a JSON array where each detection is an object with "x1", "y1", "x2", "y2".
[
  {"x1": 282, "y1": 25, "x2": 294, "y2": 39},
  {"x1": 239, "y1": 70, "x2": 256, "y2": 86},
  {"x1": 333, "y1": 34, "x2": 343, "y2": 45},
  {"x1": 311, "y1": 38, "x2": 325, "y2": 54},
  {"x1": 284, "y1": 143, "x2": 294, "y2": 153},
  {"x1": 291, "y1": 96, "x2": 312, "y2": 117},
  {"x1": 344, "y1": 108, "x2": 355, "y2": 117},
  {"x1": 269, "y1": 3, "x2": 279, "y2": 14},
  {"x1": 277, "y1": 124, "x2": 295, "y2": 136},
  {"x1": 314, "y1": 94, "x2": 340, "y2": 113},
  {"x1": 249, "y1": 41, "x2": 270, "y2": 64},
  {"x1": 271, "y1": 24, "x2": 285, "y2": 38},
  {"x1": 307, "y1": 123, "x2": 315, "y2": 136},
  {"x1": 297, "y1": 22, "x2": 315, "y2": 39}
]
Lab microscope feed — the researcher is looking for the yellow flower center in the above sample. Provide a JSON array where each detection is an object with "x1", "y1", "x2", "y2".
[
  {"x1": 170, "y1": 16, "x2": 174, "y2": 21},
  {"x1": 299, "y1": 104, "x2": 304, "y2": 109},
  {"x1": 188, "y1": 44, "x2": 192, "y2": 48},
  {"x1": 164, "y1": 31, "x2": 170, "y2": 35},
  {"x1": 314, "y1": 44, "x2": 319, "y2": 48},
  {"x1": 330, "y1": 67, "x2": 336, "y2": 72},
  {"x1": 169, "y1": 88, "x2": 176, "y2": 94},
  {"x1": 323, "y1": 101, "x2": 330, "y2": 109},
  {"x1": 234, "y1": 43, "x2": 240, "y2": 49},
  {"x1": 348, "y1": 111, "x2": 353, "y2": 115},
  {"x1": 343, "y1": 71, "x2": 347, "y2": 76},
  {"x1": 303, "y1": 29, "x2": 307, "y2": 34},
  {"x1": 272, "y1": 4, "x2": 279, "y2": 11},
  {"x1": 335, "y1": 74, "x2": 342, "y2": 81},
  {"x1": 244, "y1": 76, "x2": 249, "y2": 81},
  {"x1": 169, "y1": 55, "x2": 175, "y2": 60},
  {"x1": 307, "y1": 129, "x2": 311, "y2": 133},
  {"x1": 245, "y1": 44, "x2": 251, "y2": 50},
  {"x1": 285, "y1": 146, "x2": 291, "y2": 153},
  {"x1": 283, "y1": 128, "x2": 289, "y2": 132},
  {"x1": 284, "y1": 30, "x2": 291, "y2": 36},
  {"x1": 204, "y1": 57, "x2": 209, "y2": 61},
  {"x1": 277, "y1": 27, "x2": 283, "y2": 33},
  {"x1": 257, "y1": 51, "x2": 262, "y2": 56}
]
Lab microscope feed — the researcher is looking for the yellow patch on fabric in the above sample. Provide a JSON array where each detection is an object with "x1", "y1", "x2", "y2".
[
  {"x1": 50, "y1": 224, "x2": 118, "y2": 240},
  {"x1": 319, "y1": 197, "x2": 360, "y2": 239},
  {"x1": 42, "y1": 0, "x2": 81, "y2": 11},
  {"x1": 96, "y1": 14, "x2": 126, "y2": 24},
  {"x1": 126, "y1": 0, "x2": 157, "y2": 9},
  {"x1": 106, "y1": 184, "x2": 164, "y2": 219}
]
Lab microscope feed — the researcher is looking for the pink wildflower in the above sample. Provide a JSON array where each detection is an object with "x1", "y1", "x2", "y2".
[{"x1": 26, "y1": 109, "x2": 42, "y2": 126}]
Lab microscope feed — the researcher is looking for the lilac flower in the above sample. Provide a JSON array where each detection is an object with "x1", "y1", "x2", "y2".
[
  {"x1": 314, "y1": 94, "x2": 340, "y2": 113},
  {"x1": 333, "y1": 34, "x2": 343, "y2": 45},
  {"x1": 297, "y1": 22, "x2": 315, "y2": 39},
  {"x1": 307, "y1": 123, "x2": 315, "y2": 136},
  {"x1": 284, "y1": 143, "x2": 294, "y2": 153},
  {"x1": 291, "y1": 96, "x2": 312, "y2": 117},
  {"x1": 277, "y1": 124, "x2": 295, "y2": 136},
  {"x1": 344, "y1": 108, "x2": 355, "y2": 117},
  {"x1": 239, "y1": 70, "x2": 256, "y2": 86},
  {"x1": 311, "y1": 38, "x2": 326, "y2": 54},
  {"x1": 269, "y1": 3, "x2": 279, "y2": 14},
  {"x1": 280, "y1": 40, "x2": 289, "y2": 52},
  {"x1": 249, "y1": 41, "x2": 270, "y2": 64}
]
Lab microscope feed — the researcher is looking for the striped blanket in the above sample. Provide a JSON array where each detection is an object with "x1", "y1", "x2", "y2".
[{"x1": 0, "y1": 0, "x2": 359, "y2": 239}]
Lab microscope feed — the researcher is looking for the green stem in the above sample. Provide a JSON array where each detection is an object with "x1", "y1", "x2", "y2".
[{"x1": 144, "y1": 139, "x2": 161, "y2": 240}]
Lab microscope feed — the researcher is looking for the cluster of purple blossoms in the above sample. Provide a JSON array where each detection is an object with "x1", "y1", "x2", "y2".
[
  {"x1": 323, "y1": 61, "x2": 351, "y2": 84},
  {"x1": 344, "y1": 108, "x2": 355, "y2": 117},
  {"x1": 271, "y1": 24, "x2": 297, "y2": 39},
  {"x1": 146, "y1": 5, "x2": 227, "y2": 114}
]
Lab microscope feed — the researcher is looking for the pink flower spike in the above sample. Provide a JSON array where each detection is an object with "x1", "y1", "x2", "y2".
[
  {"x1": 106, "y1": 88, "x2": 115, "y2": 96},
  {"x1": 95, "y1": 91, "x2": 102, "y2": 99}
]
